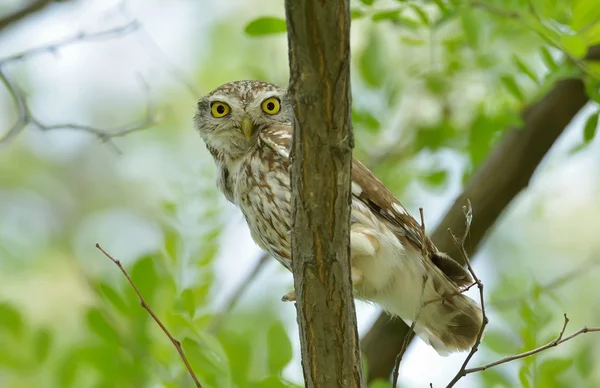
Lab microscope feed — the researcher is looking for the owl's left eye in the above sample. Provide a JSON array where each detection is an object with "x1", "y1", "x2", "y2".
[
  {"x1": 211, "y1": 102, "x2": 230, "y2": 118},
  {"x1": 261, "y1": 97, "x2": 280, "y2": 115}
]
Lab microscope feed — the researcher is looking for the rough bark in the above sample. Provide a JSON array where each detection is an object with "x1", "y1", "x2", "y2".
[
  {"x1": 284, "y1": 1, "x2": 366, "y2": 387},
  {"x1": 362, "y1": 45, "x2": 600, "y2": 382}
]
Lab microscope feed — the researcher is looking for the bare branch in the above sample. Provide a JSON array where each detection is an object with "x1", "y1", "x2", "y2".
[
  {"x1": 0, "y1": 0, "x2": 53, "y2": 33},
  {"x1": 0, "y1": 21, "x2": 140, "y2": 65},
  {"x1": 95, "y1": 243, "x2": 203, "y2": 388},
  {"x1": 445, "y1": 200, "x2": 488, "y2": 388},
  {"x1": 455, "y1": 314, "x2": 600, "y2": 378},
  {"x1": 207, "y1": 253, "x2": 270, "y2": 333},
  {"x1": 0, "y1": 21, "x2": 158, "y2": 148}
]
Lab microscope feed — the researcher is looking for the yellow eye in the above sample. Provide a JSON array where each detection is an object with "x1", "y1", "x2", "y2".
[
  {"x1": 211, "y1": 102, "x2": 230, "y2": 118},
  {"x1": 261, "y1": 97, "x2": 280, "y2": 115}
]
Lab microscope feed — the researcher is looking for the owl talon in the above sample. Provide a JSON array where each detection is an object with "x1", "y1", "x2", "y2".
[{"x1": 281, "y1": 290, "x2": 296, "y2": 302}]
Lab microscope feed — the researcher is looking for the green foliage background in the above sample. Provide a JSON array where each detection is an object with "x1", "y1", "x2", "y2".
[{"x1": 0, "y1": 0, "x2": 599, "y2": 387}]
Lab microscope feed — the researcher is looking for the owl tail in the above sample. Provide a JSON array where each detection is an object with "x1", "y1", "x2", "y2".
[{"x1": 409, "y1": 292, "x2": 482, "y2": 356}]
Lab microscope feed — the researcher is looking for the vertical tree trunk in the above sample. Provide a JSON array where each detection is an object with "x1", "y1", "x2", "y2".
[{"x1": 284, "y1": 1, "x2": 366, "y2": 387}]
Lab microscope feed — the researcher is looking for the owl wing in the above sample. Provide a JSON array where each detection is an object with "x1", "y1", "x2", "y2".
[{"x1": 259, "y1": 124, "x2": 472, "y2": 287}]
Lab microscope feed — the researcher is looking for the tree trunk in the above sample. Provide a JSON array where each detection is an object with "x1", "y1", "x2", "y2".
[{"x1": 284, "y1": 1, "x2": 366, "y2": 387}]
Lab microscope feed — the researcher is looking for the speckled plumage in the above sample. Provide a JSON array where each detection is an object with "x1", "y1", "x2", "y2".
[{"x1": 194, "y1": 80, "x2": 482, "y2": 355}]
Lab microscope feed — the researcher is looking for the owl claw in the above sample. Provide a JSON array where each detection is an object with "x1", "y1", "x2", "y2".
[{"x1": 281, "y1": 290, "x2": 296, "y2": 302}]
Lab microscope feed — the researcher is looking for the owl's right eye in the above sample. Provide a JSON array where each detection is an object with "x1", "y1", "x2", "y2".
[{"x1": 211, "y1": 102, "x2": 230, "y2": 118}]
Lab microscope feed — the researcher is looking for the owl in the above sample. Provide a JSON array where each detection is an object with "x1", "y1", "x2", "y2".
[{"x1": 194, "y1": 80, "x2": 482, "y2": 355}]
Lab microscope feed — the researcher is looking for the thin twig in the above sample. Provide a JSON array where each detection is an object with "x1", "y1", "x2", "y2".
[
  {"x1": 391, "y1": 208, "x2": 429, "y2": 387},
  {"x1": 0, "y1": 65, "x2": 157, "y2": 148},
  {"x1": 446, "y1": 200, "x2": 488, "y2": 388},
  {"x1": 95, "y1": 243, "x2": 203, "y2": 388},
  {"x1": 464, "y1": 314, "x2": 599, "y2": 374},
  {"x1": 207, "y1": 253, "x2": 270, "y2": 333},
  {"x1": 0, "y1": 21, "x2": 140, "y2": 65},
  {"x1": 424, "y1": 281, "x2": 476, "y2": 306}
]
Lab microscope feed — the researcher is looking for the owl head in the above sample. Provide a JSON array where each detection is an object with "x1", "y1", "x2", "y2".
[{"x1": 194, "y1": 80, "x2": 292, "y2": 163}]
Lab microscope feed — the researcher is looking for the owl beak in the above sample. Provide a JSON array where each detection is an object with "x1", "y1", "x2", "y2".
[{"x1": 241, "y1": 117, "x2": 255, "y2": 141}]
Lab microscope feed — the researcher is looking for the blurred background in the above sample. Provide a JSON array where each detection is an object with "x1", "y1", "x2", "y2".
[{"x1": 0, "y1": 0, "x2": 599, "y2": 387}]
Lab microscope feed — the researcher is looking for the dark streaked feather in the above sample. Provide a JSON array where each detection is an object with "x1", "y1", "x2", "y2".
[{"x1": 259, "y1": 124, "x2": 472, "y2": 287}]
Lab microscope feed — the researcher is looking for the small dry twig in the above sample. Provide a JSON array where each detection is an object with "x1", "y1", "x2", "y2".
[
  {"x1": 424, "y1": 281, "x2": 477, "y2": 306},
  {"x1": 0, "y1": 21, "x2": 158, "y2": 147},
  {"x1": 443, "y1": 201, "x2": 600, "y2": 387},
  {"x1": 454, "y1": 313, "x2": 600, "y2": 379},
  {"x1": 95, "y1": 243, "x2": 203, "y2": 388},
  {"x1": 445, "y1": 200, "x2": 488, "y2": 388},
  {"x1": 391, "y1": 207, "x2": 429, "y2": 388}
]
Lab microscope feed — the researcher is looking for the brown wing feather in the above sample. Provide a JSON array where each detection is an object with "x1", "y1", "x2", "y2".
[{"x1": 260, "y1": 123, "x2": 472, "y2": 287}]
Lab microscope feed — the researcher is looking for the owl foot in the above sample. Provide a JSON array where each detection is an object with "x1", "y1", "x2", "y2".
[{"x1": 281, "y1": 290, "x2": 296, "y2": 302}]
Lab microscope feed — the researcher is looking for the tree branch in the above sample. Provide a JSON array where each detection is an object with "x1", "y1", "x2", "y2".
[
  {"x1": 95, "y1": 243, "x2": 203, "y2": 388},
  {"x1": 0, "y1": 0, "x2": 53, "y2": 33},
  {"x1": 285, "y1": 0, "x2": 365, "y2": 386},
  {"x1": 0, "y1": 21, "x2": 159, "y2": 148},
  {"x1": 362, "y1": 44, "x2": 600, "y2": 382},
  {"x1": 447, "y1": 314, "x2": 600, "y2": 385}
]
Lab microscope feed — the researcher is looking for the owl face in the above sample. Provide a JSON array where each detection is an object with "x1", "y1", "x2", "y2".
[{"x1": 194, "y1": 80, "x2": 292, "y2": 162}]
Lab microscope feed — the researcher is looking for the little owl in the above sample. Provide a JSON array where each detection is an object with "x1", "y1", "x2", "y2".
[{"x1": 194, "y1": 80, "x2": 482, "y2": 355}]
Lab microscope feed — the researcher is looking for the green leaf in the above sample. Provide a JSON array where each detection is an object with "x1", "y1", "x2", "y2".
[
  {"x1": 400, "y1": 36, "x2": 426, "y2": 46},
  {"x1": 183, "y1": 337, "x2": 232, "y2": 386},
  {"x1": 572, "y1": 0, "x2": 600, "y2": 31},
  {"x1": 86, "y1": 308, "x2": 120, "y2": 344},
  {"x1": 267, "y1": 321, "x2": 293, "y2": 373},
  {"x1": 560, "y1": 34, "x2": 588, "y2": 59},
  {"x1": 538, "y1": 358, "x2": 573, "y2": 381},
  {"x1": 583, "y1": 111, "x2": 599, "y2": 143},
  {"x1": 351, "y1": 9, "x2": 366, "y2": 20},
  {"x1": 244, "y1": 17, "x2": 287, "y2": 37},
  {"x1": 372, "y1": 10, "x2": 401, "y2": 23},
  {"x1": 460, "y1": 10, "x2": 479, "y2": 48},
  {"x1": 423, "y1": 169, "x2": 448, "y2": 187},
  {"x1": 33, "y1": 328, "x2": 52, "y2": 364},
  {"x1": 480, "y1": 369, "x2": 512, "y2": 387},
  {"x1": 352, "y1": 109, "x2": 381, "y2": 133},
  {"x1": 219, "y1": 331, "x2": 252, "y2": 385},
  {"x1": 130, "y1": 255, "x2": 159, "y2": 304},
  {"x1": 500, "y1": 75, "x2": 523, "y2": 101},
  {"x1": 178, "y1": 288, "x2": 197, "y2": 317},
  {"x1": 540, "y1": 46, "x2": 558, "y2": 71},
  {"x1": 409, "y1": 4, "x2": 429, "y2": 25},
  {"x1": 519, "y1": 364, "x2": 531, "y2": 388},
  {"x1": 359, "y1": 29, "x2": 385, "y2": 88},
  {"x1": 98, "y1": 281, "x2": 129, "y2": 315},
  {"x1": 0, "y1": 303, "x2": 23, "y2": 338},
  {"x1": 368, "y1": 380, "x2": 392, "y2": 388},
  {"x1": 582, "y1": 22, "x2": 600, "y2": 46},
  {"x1": 483, "y1": 330, "x2": 519, "y2": 354},
  {"x1": 513, "y1": 55, "x2": 538, "y2": 84},
  {"x1": 574, "y1": 344, "x2": 593, "y2": 377},
  {"x1": 359, "y1": 0, "x2": 375, "y2": 5}
]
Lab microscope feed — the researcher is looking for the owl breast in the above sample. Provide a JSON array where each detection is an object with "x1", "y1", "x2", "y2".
[{"x1": 233, "y1": 146, "x2": 293, "y2": 270}]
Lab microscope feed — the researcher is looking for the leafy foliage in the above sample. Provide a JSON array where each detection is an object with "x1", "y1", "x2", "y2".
[{"x1": 1, "y1": 0, "x2": 600, "y2": 387}]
